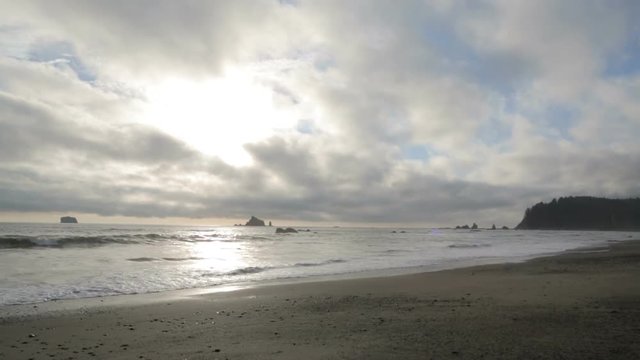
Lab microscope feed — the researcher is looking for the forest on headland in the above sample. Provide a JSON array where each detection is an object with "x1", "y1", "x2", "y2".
[{"x1": 516, "y1": 196, "x2": 640, "y2": 230}]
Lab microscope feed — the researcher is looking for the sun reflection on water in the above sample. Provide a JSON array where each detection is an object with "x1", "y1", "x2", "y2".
[{"x1": 184, "y1": 228, "x2": 249, "y2": 275}]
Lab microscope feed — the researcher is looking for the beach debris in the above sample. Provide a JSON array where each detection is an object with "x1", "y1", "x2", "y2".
[{"x1": 28, "y1": 333, "x2": 37, "y2": 338}]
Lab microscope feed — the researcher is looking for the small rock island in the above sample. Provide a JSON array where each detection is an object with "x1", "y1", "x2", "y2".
[
  {"x1": 60, "y1": 216, "x2": 78, "y2": 224},
  {"x1": 455, "y1": 222, "x2": 478, "y2": 230},
  {"x1": 245, "y1": 216, "x2": 266, "y2": 226}
]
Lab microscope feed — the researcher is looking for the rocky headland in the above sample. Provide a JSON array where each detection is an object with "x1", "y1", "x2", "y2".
[{"x1": 516, "y1": 196, "x2": 640, "y2": 230}]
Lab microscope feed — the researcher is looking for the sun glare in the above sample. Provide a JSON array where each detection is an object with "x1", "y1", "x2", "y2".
[{"x1": 142, "y1": 68, "x2": 297, "y2": 165}]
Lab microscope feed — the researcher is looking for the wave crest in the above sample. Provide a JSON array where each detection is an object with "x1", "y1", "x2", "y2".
[
  {"x1": 126, "y1": 256, "x2": 204, "y2": 262},
  {"x1": 0, "y1": 235, "x2": 145, "y2": 249},
  {"x1": 448, "y1": 243, "x2": 491, "y2": 249},
  {"x1": 162, "y1": 256, "x2": 204, "y2": 261},
  {"x1": 294, "y1": 259, "x2": 346, "y2": 267},
  {"x1": 126, "y1": 257, "x2": 158, "y2": 262},
  {"x1": 224, "y1": 266, "x2": 271, "y2": 276}
]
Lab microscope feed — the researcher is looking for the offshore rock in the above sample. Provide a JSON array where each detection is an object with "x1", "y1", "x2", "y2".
[
  {"x1": 276, "y1": 227, "x2": 298, "y2": 234},
  {"x1": 60, "y1": 216, "x2": 78, "y2": 224},
  {"x1": 245, "y1": 216, "x2": 266, "y2": 226}
]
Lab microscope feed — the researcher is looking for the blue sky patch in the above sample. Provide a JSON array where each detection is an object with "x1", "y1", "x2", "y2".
[
  {"x1": 476, "y1": 116, "x2": 512, "y2": 149},
  {"x1": 603, "y1": 37, "x2": 640, "y2": 78},
  {"x1": 28, "y1": 40, "x2": 96, "y2": 82},
  {"x1": 296, "y1": 119, "x2": 315, "y2": 134},
  {"x1": 419, "y1": 19, "x2": 529, "y2": 96},
  {"x1": 534, "y1": 104, "x2": 577, "y2": 140},
  {"x1": 401, "y1": 144, "x2": 431, "y2": 161}
]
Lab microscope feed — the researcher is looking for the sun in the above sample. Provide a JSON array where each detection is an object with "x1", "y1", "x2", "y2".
[{"x1": 141, "y1": 67, "x2": 297, "y2": 165}]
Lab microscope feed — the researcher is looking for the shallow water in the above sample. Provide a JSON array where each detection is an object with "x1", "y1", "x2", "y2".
[{"x1": 0, "y1": 223, "x2": 636, "y2": 305}]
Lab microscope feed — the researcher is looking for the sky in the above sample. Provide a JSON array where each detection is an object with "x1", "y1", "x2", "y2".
[{"x1": 0, "y1": 0, "x2": 639, "y2": 227}]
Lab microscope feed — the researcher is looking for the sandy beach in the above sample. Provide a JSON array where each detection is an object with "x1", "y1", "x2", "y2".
[{"x1": 1, "y1": 240, "x2": 639, "y2": 360}]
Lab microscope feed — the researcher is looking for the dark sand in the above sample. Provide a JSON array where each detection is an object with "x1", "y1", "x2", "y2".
[{"x1": 2, "y1": 240, "x2": 640, "y2": 359}]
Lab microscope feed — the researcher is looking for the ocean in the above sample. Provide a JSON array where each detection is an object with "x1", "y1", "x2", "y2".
[{"x1": 0, "y1": 223, "x2": 635, "y2": 306}]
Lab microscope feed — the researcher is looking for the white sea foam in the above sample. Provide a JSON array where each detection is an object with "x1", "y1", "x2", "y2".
[{"x1": 0, "y1": 223, "x2": 635, "y2": 305}]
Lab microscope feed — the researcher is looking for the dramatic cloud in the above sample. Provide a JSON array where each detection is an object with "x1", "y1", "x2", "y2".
[{"x1": 0, "y1": 0, "x2": 639, "y2": 226}]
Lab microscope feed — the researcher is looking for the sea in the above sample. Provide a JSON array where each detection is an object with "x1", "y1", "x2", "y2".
[{"x1": 0, "y1": 223, "x2": 636, "y2": 306}]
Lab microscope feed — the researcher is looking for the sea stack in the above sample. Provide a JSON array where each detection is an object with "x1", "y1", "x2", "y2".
[
  {"x1": 60, "y1": 216, "x2": 78, "y2": 224},
  {"x1": 245, "y1": 216, "x2": 266, "y2": 226}
]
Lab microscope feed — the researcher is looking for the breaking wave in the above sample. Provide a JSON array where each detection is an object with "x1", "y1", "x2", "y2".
[
  {"x1": 0, "y1": 230, "x2": 283, "y2": 249},
  {"x1": 224, "y1": 266, "x2": 272, "y2": 276},
  {"x1": 126, "y1": 256, "x2": 205, "y2": 262},
  {"x1": 204, "y1": 259, "x2": 349, "y2": 278},
  {"x1": 126, "y1": 257, "x2": 158, "y2": 262},
  {"x1": 0, "y1": 235, "x2": 146, "y2": 249},
  {"x1": 294, "y1": 259, "x2": 346, "y2": 267},
  {"x1": 448, "y1": 243, "x2": 492, "y2": 249},
  {"x1": 161, "y1": 256, "x2": 205, "y2": 261}
]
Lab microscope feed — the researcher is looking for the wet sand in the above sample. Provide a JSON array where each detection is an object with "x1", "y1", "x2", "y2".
[{"x1": 1, "y1": 240, "x2": 640, "y2": 359}]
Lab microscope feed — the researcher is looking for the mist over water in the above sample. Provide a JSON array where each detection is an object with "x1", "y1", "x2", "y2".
[{"x1": 0, "y1": 223, "x2": 635, "y2": 305}]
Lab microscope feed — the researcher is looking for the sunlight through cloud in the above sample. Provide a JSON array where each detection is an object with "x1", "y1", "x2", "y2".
[{"x1": 142, "y1": 67, "x2": 298, "y2": 165}]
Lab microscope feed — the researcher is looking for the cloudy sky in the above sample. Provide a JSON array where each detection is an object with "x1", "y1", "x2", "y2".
[{"x1": 0, "y1": 0, "x2": 639, "y2": 227}]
